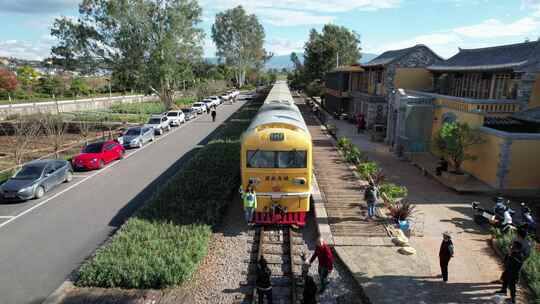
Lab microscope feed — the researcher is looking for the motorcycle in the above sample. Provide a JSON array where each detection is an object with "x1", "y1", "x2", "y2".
[{"x1": 472, "y1": 198, "x2": 536, "y2": 236}]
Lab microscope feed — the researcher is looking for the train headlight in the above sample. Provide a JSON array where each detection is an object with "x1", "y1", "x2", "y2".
[{"x1": 292, "y1": 178, "x2": 306, "y2": 185}]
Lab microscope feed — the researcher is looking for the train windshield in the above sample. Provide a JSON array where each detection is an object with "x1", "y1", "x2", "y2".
[{"x1": 247, "y1": 150, "x2": 307, "y2": 168}]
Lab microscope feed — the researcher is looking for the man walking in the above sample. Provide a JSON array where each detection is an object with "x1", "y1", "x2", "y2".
[
  {"x1": 211, "y1": 107, "x2": 217, "y2": 122},
  {"x1": 256, "y1": 256, "x2": 273, "y2": 304},
  {"x1": 364, "y1": 182, "x2": 378, "y2": 219},
  {"x1": 241, "y1": 186, "x2": 257, "y2": 225},
  {"x1": 309, "y1": 237, "x2": 334, "y2": 293},
  {"x1": 439, "y1": 231, "x2": 454, "y2": 282},
  {"x1": 497, "y1": 241, "x2": 524, "y2": 304}
]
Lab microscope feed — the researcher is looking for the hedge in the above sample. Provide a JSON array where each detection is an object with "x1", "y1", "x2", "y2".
[{"x1": 76, "y1": 100, "x2": 263, "y2": 289}]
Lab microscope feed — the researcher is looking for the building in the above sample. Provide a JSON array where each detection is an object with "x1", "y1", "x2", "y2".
[
  {"x1": 393, "y1": 40, "x2": 540, "y2": 195},
  {"x1": 323, "y1": 65, "x2": 364, "y2": 116},
  {"x1": 353, "y1": 45, "x2": 442, "y2": 130}
]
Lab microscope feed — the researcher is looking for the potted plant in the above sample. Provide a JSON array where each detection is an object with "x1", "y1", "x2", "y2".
[{"x1": 432, "y1": 122, "x2": 485, "y2": 183}]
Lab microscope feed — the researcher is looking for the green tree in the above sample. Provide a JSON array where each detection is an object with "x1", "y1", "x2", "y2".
[
  {"x1": 211, "y1": 5, "x2": 270, "y2": 87},
  {"x1": 51, "y1": 0, "x2": 204, "y2": 110},
  {"x1": 70, "y1": 77, "x2": 91, "y2": 97},
  {"x1": 16, "y1": 66, "x2": 41, "y2": 94},
  {"x1": 37, "y1": 75, "x2": 64, "y2": 97},
  {"x1": 303, "y1": 24, "x2": 361, "y2": 83},
  {"x1": 432, "y1": 122, "x2": 485, "y2": 173}
]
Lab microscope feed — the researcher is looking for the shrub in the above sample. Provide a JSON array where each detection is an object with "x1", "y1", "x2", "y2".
[
  {"x1": 388, "y1": 201, "x2": 416, "y2": 222},
  {"x1": 356, "y1": 162, "x2": 378, "y2": 180},
  {"x1": 379, "y1": 183, "x2": 408, "y2": 203},
  {"x1": 110, "y1": 102, "x2": 165, "y2": 115},
  {"x1": 337, "y1": 137, "x2": 351, "y2": 151},
  {"x1": 76, "y1": 98, "x2": 263, "y2": 289}
]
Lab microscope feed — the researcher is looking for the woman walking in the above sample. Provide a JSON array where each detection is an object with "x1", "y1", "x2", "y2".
[{"x1": 439, "y1": 231, "x2": 454, "y2": 282}]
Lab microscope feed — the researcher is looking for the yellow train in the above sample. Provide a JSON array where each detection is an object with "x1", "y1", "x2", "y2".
[{"x1": 240, "y1": 81, "x2": 312, "y2": 226}]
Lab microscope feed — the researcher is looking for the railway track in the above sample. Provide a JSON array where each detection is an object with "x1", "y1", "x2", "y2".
[{"x1": 242, "y1": 226, "x2": 304, "y2": 304}]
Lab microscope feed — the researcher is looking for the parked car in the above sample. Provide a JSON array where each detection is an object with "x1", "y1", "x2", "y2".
[
  {"x1": 202, "y1": 99, "x2": 215, "y2": 110},
  {"x1": 208, "y1": 96, "x2": 222, "y2": 106},
  {"x1": 0, "y1": 160, "x2": 73, "y2": 201},
  {"x1": 72, "y1": 140, "x2": 125, "y2": 170},
  {"x1": 166, "y1": 110, "x2": 186, "y2": 127},
  {"x1": 121, "y1": 126, "x2": 154, "y2": 149},
  {"x1": 146, "y1": 114, "x2": 171, "y2": 135},
  {"x1": 219, "y1": 93, "x2": 230, "y2": 102},
  {"x1": 191, "y1": 102, "x2": 207, "y2": 114},
  {"x1": 181, "y1": 108, "x2": 196, "y2": 121}
]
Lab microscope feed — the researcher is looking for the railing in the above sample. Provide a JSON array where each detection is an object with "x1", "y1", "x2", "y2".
[{"x1": 406, "y1": 90, "x2": 521, "y2": 114}]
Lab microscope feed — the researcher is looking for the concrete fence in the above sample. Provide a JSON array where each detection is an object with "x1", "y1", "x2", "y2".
[{"x1": 0, "y1": 94, "x2": 159, "y2": 119}]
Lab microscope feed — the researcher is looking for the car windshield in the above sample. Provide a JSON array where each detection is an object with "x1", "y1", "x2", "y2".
[
  {"x1": 83, "y1": 143, "x2": 104, "y2": 153},
  {"x1": 193, "y1": 103, "x2": 203, "y2": 107},
  {"x1": 13, "y1": 165, "x2": 43, "y2": 180},
  {"x1": 167, "y1": 112, "x2": 177, "y2": 116},
  {"x1": 148, "y1": 118, "x2": 161, "y2": 124},
  {"x1": 125, "y1": 128, "x2": 141, "y2": 136},
  {"x1": 181, "y1": 109, "x2": 191, "y2": 113}
]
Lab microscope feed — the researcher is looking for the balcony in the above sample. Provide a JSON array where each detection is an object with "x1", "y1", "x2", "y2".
[{"x1": 406, "y1": 90, "x2": 521, "y2": 114}]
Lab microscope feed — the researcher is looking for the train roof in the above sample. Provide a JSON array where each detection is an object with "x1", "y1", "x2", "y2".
[{"x1": 247, "y1": 82, "x2": 309, "y2": 133}]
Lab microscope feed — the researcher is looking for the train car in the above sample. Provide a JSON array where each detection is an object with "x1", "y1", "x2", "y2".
[{"x1": 240, "y1": 81, "x2": 312, "y2": 226}]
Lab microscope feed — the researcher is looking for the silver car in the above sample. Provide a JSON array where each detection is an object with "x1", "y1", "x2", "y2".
[
  {"x1": 0, "y1": 160, "x2": 73, "y2": 201},
  {"x1": 121, "y1": 126, "x2": 154, "y2": 148}
]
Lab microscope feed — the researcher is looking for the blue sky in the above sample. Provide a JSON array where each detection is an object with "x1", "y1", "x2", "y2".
[{"x1": 0, "y1": 0, "x2": 539, "y2": 60}]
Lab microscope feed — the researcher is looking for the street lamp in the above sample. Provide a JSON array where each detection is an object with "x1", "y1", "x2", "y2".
[{"x1": 106, "y1": 78, "x2": 112, "y2": 98}]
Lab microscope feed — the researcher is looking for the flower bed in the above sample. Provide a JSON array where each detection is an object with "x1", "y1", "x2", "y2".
[{"x1": 76, "y1": 100, "x2": 263, "y2": 289}]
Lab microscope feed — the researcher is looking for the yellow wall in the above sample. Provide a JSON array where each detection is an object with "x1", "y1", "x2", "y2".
[
  {"x1": 431, "y1": 106, "x2": 485, "y2": 137},
  {"x1": 461, "y1": 132, "x2": 504, "y2": 188},
  {"x1": 505, "y1": 139, "x2": 540, "y2": 189},
  {"x1": 529, "y1": 73, "x2": 540, "y2": 109},
  {"x1": 394, "y1": 68, "x2": 433, "y2": 91}
]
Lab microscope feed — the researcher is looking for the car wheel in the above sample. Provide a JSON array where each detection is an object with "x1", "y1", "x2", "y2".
[
  {"x1": 98, "y1": 159, "x2": 105, "y2": 169},
  {"x1": 167, "y1": 125, "x2": 171, "y2": 132},
  {"x1": 150, "y1": 136, "x2": 155, "y2": 142},
  {"x1": 138, "y1": 141, "x2": 143, "y2": 148},
  {"x1": 64, "y1": 171, "x2": 73, "y2": 183},
  {"x1": 158, "y1": 128, "x2": 163, "y2": 135},
  {"x1": 34, "y1": 186, "x2": 45, "y2": 200},
  {"x1": 119, "y1": 150, "x2": 125, "y2": 159}
]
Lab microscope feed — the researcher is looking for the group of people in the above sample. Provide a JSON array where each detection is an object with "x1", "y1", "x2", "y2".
[
  {"x1": 255, "y1": 237, "x2": 335, "y2": 304},
  {"x1": 438, "y1": 227, "x2": 531, "y2": 304}
]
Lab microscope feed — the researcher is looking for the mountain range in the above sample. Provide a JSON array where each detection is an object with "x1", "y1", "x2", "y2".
[{"x1": 205, "y1": 53, "x2": 379, "y2": 70}]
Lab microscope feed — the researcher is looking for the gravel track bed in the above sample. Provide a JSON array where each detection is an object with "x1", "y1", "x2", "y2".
[{"x1": 183, "y1": 196, "x2": 361, "y2": 304}]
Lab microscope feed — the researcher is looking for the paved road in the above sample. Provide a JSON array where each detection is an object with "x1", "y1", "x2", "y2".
[{"x1": 0, "y1": 100, "x2": 246, "y2": 304}]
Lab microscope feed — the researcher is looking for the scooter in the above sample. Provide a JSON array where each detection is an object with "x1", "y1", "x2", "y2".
[{"x1": 472, "y1": 201, "x2": 514, "y2": 233}]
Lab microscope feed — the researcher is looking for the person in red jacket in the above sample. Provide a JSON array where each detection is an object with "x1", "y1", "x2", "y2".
[{"x1": 309, "y1": 236, "x2": 334, "y2": 293}]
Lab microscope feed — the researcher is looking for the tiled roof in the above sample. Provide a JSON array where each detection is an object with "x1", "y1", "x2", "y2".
[
  {"x1": 363, "y1": 44, "x2": 441, "y2": 67},
  {"x1": 429, "y1": 40, "x2": 540, "y2": 72},
  {"x1": 511, "y1": 107, "x2": 540, "y2": 124}
]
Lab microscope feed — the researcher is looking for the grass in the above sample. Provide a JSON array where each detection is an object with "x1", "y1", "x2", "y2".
[
  {"x1": 76, "y1": 98, "x2": 263, "y2": 289},
  {"x1": 107, "y1": 98, "x2": 196, "y2": 116},
  {"x1": 68, "y1": 112, "x2": 149, "y2": 124},
  {"x1": 0, "y1": 92, "x2": 139, "y2": 105},
  {"x1": 0, "y1": 170, "x2": 12, "y2": 185},
  {"x1": 493, "y1": 228, "x2": 540, "y2": 301}
]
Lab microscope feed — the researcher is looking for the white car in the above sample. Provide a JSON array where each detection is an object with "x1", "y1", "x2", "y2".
[
  {"x1": 191, "y1": 102, "x2": 207, "y2": 114},
  {"x1": 146, "y1": 115, "x2": 171, "y2": 135},
  {"x1": 165, "y1": 110, "x2": 186, "y2": 127},
  {"x1": 208, "y1": 96, "x2": 221, "y2": 106},
  {"x1": 219, "y1": 93, "x2": 230, "y2": 102},
  {"x1": 202, "y1": 99, "x2": 215, "y2": 110}
]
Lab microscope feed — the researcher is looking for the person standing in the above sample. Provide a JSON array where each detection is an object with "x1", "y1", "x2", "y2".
[
  {"x1": 439, "y1": 231, "x2": 454, "y2": 282},
  {"x1": 356, "y1": 113, "x2": 366, "y2": 134},
  {"x1": 256, "y1": 256, "x2": 273, "y2": 304},
  {"x1": 497, "y1": 241, "x2": 524, "y2": 304},
  {"x1": 309, "y1": 237, "x2": 334, "y2": 293},
  {"x1": 364, "y1": 182, "x2": 378, "y2": 219},
  {"x1": 211, "y1": 107, "x2": 217, "y2": 122},
  {"x1": 241, "y1": 186, "x2": 257, "y2": 225}
]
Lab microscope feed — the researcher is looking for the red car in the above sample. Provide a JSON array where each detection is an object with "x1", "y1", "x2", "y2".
[{"x1": 72, "y1": 140, "x2": 125, "y2": 170}]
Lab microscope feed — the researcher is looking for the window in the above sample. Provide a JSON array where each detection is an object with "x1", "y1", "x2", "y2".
[{"x1": 247, "y1": 150, "x2": 307, "y2": 168}]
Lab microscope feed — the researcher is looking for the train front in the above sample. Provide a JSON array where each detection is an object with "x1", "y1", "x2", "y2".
[{"x1": 240, "y1": 84, "x2": 312, "y2": 226}]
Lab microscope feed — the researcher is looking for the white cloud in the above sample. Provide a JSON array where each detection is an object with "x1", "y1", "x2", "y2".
[
  {"x1": 453, "y1": 17, "x2": 540, "y2": 38},
  {"x1": 256, "y1": 9, "x2": 334, "y2": 27},
  {"x1": 0, "y1": 35, "x2": 56, "y2": 60},
  {"x1": 266, "y1": 38, "x2": 304, "y2": 55},
  {"x1": 0, "y1": 0, "x2": 79, "y2": 14},
  {"x1": 201, "y1": 0, "x2": 400, "y2": 14}
]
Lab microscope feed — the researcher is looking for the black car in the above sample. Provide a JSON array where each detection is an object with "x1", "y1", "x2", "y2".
[
  {"x1": 0, "y1": 159, "x2": 73, "y2": 201},
  {"x1": 181, "y1": 108, "x2": 196, "y2": 121}
]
